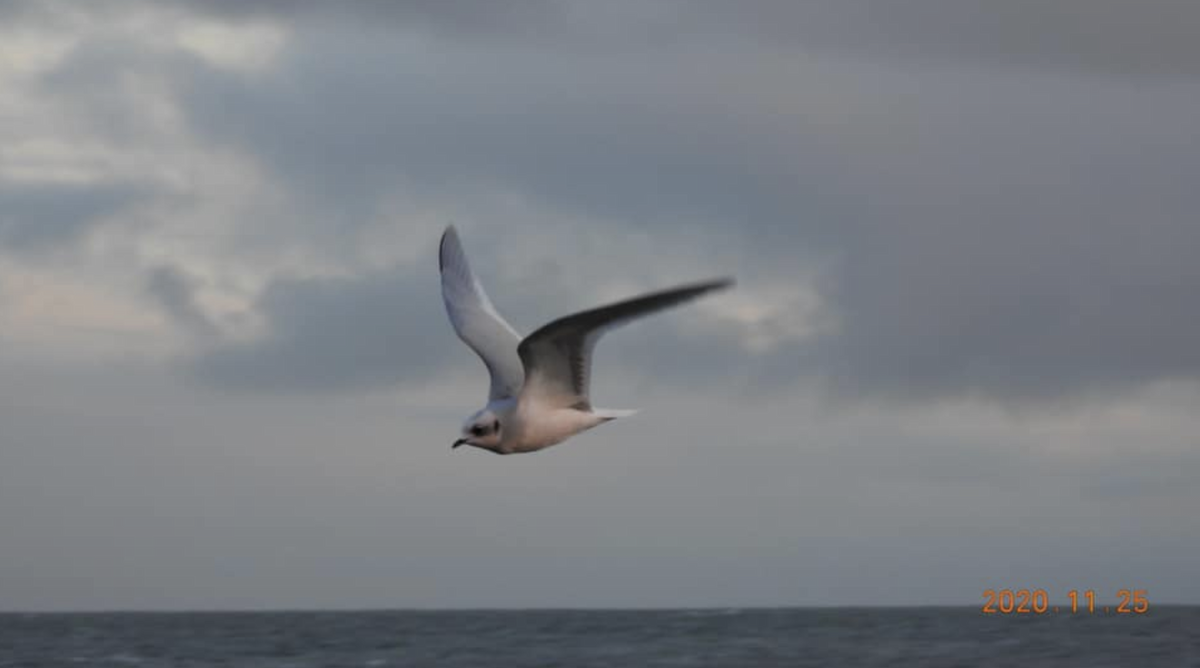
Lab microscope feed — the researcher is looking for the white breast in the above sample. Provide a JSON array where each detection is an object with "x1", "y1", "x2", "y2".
[{"x1": 503, "y1": 401, "x2": 605, "y2": 453}]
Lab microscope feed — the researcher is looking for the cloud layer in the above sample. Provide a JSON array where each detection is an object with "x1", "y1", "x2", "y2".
[{"x1": 2, "y1": 0, "x2": 1199, "y2": 609}]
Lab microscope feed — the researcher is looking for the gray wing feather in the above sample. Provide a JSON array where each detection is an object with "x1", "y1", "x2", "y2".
[
  {"x1": 517, "y1": 278, "x2": 733, "y2": 409},
  {"x1": 439, "y1": 226, "x2": 525, "y2": 400}
]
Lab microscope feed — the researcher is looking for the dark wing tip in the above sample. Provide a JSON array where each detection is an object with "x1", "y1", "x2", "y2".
[
  {"x1": 438, "y1": 224, "x2": 458, "y2": 274},
  {"x1": 700, "y1": 276, "x2": 735, "y2": 293},
  {"x1": 665, "y1": 277, "x2": 736, "y2": 300}
]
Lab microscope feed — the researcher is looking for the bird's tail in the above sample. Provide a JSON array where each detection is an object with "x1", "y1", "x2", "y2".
[{"x1": 593, "y1": 408, "x2": 639, "y2": 422}]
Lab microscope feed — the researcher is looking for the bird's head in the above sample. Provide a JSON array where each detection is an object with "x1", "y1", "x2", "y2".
[{"x1": 453, "y1": 408, "x2": 502, "y2": 452}]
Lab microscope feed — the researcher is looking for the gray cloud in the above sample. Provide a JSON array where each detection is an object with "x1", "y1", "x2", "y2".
[
  {"x1": 0, "y1": 183, "x2": 143, "y2": 251},
  {"x1": 165, "y1": 0, "x2": 1200, "y2": 78},
  {"x1": 35, "y1": 38, "x2": 189, "y2": 143},
  {"x1": 146, "y1": 266, "x2": 218, "y2": 338},
  {"x1": 0, "y1": 0, "x2": 39, "y2": 19},
  {"x1": 684, "y1": 0, "x2": 1200, "y2": 78},
  {"x1": 179, "y1": 46, "x2": 846, "y2": 244},
  {"x1": 187, "y1": 267, "x2": 454, "y2": 392},
  {"x1": 802, "y1": 81, "x2": 1200, "y2": 401},
  {"x1": 167, "y1": 15, "x2": 1200, "y2": 402},
  {"x1": 168, "y1": 0, "x2": 559, "y2": 38}
]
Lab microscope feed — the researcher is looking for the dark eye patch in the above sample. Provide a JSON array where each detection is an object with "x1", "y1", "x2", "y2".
[
  {"x1": 470, "y1": 425, "x2": 484, "y2": 436},
  {"x1": 492, "y1": 419, "x2": 500, "y2": 432}
]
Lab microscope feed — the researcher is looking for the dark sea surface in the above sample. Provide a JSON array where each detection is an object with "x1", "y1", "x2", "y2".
[{"x1": 2, "y1": 607, "x2": 1198, "y2": 667}]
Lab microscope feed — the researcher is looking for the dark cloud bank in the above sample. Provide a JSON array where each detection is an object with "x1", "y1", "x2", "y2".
[
  {"x1": 156, "y1": 1, "x2": 1200, "y2": 404},
  {"x1": 16, "y1": 0, "x2": 1194, "y2": 403}
]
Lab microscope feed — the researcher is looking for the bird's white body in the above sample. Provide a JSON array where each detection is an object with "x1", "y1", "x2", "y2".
[
  {"x1": 438, "y1": 225, "x2": 730, "y2": 455},
  {"x1": 492, "y1": 398, "x2": 607, "y2": 454}
]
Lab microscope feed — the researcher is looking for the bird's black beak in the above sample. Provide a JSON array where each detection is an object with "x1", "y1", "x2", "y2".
[{"x1": 452, "y1": 439, "x2": 467, "y2": 449}]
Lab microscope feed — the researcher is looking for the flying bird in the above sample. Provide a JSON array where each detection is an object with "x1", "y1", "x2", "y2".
[{"x1": 439, "y1": 225, "x2": 733, "y2": 454}]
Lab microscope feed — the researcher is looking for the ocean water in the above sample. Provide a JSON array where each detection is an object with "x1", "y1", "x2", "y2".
[{"x1": 2, "y1": 607, "x2": 1198, "y2": 667}]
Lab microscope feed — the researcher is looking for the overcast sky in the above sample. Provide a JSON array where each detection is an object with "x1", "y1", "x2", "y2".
[{"x1": 2, "y1": 0, "x2": 1199, "y2": 610}]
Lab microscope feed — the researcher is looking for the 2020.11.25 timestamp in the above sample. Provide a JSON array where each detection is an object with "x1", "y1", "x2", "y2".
[{"x1": 982, "y1": 589, "x2": 1149, "y2": 614}]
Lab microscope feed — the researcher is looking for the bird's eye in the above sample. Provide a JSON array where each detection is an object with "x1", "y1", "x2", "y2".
[
  {"x1": 470, "y1": 425, "x2": 484, "y2": 436},
  {"x1": 492, "y1": 419, "x2": 500, "y2": 432}
]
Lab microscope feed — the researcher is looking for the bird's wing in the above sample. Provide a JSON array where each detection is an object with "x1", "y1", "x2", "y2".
[
  {"x1": 517, "y1": 278, "x2": 733, "y2": 409},
  {"x1": 439, "y1": 225, "x2": 525, "y2": 400}
]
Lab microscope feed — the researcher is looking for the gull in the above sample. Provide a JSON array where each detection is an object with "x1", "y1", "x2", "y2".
[{"x1": 439, "y1": 225, "x2": 733, "y2": 454}]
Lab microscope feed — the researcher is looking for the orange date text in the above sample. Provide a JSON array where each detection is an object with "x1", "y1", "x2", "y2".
[{"x1": 981, "y1": 589, "x2": 1149, "y2": 614}]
